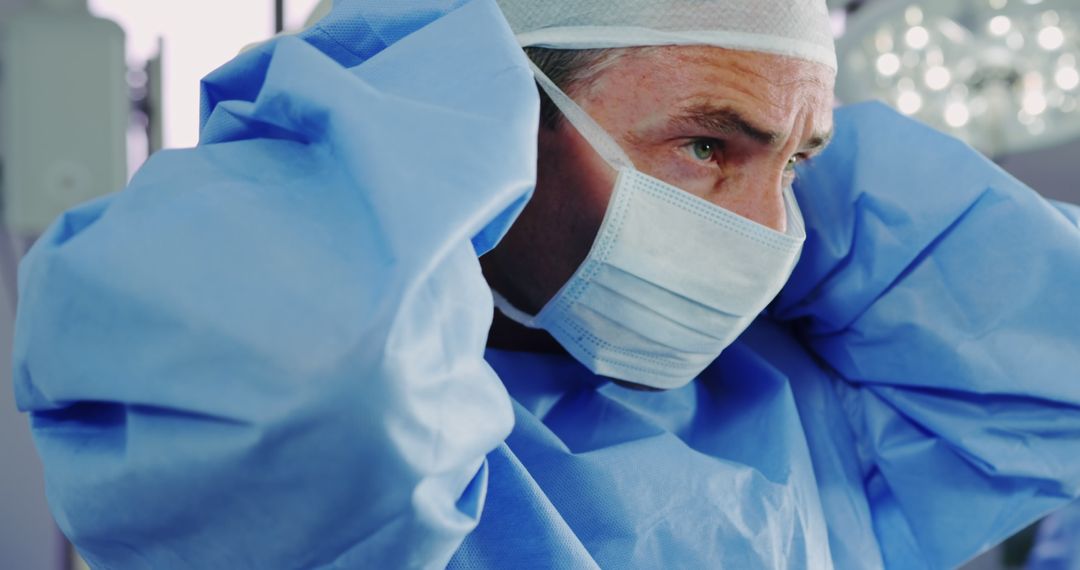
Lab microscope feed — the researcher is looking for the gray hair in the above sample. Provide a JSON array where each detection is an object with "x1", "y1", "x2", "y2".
[{"x1": 524, "y1": 47, "x2": 632, "y2": 128}]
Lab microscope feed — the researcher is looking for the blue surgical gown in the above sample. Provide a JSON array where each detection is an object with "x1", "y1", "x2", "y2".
[{"x1": 12, "y1": 1, "x2": 1080, "y2": 568}]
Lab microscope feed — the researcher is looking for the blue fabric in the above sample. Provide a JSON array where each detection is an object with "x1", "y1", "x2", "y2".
[
  {"x1": 451, "y1": 105, "x2": 1080, "y2": 569},
  {"x1": 776, "y1": 107, "x2": 1080, "y2": 569},
  {"x1": 12, "y1": 1, "x2": 1080, "y2": 568},
  {"x1": 15, "y1": 1, "x2": 535, "y2": 568}
]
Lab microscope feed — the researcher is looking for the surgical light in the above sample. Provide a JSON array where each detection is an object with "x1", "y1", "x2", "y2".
[
  {"x1": 905, "y1": 5, "x2": 924, "y2": 25},
  {"x1": 945, "y1": 102, "x2": 971, "y2": 127},
  {"x1": 1007, "y1": 30, "x2": 1027, "y2": 49},
  {"x1": 836, "y1": 0, "x2": 1080, "y2": 157},
  {"x1": 898, "y1": 90, "x2": 924, "y2": 114},
  {"x1": 906, "y1": 25, "x2": 930, "y2": 48},
  {"x1": 1056, "y1": 66, "x2": 1080, "y2": 90},
  {"x1": 1023, "y1": 91, "x2": 1049, "y2": 114},
  {"x1": 877, "y1": 52, "x2": 902, "y2": 75},
  {"x1": 1038, "y1": 26, "x2": 1065, "y2": 49},
  {"x1": 989, "y1": 15, "x2": 1012, "y2": 35},
  {"x1": 925, "y1": 65, "x2": 952, "y2": 90}
]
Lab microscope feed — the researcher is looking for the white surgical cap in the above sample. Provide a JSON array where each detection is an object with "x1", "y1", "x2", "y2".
[{"x1": 495, "y1": 0, "x2": 837, "y2": 72}]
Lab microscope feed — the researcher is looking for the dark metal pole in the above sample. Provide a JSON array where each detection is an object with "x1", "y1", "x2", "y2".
[{"x1": 275, "y1": 0, "x2": 285, "y2": 33}]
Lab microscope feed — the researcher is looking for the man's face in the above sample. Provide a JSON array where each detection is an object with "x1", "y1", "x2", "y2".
[{"x1": 484, "y1": 46, "x2": 836, "y2": 316}]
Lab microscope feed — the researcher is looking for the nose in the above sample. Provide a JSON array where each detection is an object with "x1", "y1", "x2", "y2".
[
  {"x1": 751, "y1": 184, "x2": 787, "y2": 233},
  {"x1": 720, "y1": 169, "x2": 788, "y2": 233}
]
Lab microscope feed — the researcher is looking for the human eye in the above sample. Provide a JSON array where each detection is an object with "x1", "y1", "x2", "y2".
[
  {"x1": 785, "y1": 153, "x2": 812, "y2": 173},
  {"x1": 685, "y1": 138, "x2": 723, "y2": 162}
]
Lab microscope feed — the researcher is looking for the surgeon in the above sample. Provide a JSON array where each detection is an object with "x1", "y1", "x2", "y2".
[{"x1": 12, "y1": 0, "x2": 1080, "y2": 568}]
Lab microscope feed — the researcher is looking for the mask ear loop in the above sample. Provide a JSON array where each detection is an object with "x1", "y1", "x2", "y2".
[
  {"x1": 490, "y1": 289, "x2": 544, "y2": 329},
  {"x1": 528, "y1": 60, "x2": 636, "y2": 171},
  {"x1": 488, "y1": 61, "x2": 639, "y2": 324}
]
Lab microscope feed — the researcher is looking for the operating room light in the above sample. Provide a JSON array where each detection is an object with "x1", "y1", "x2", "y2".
[
  {"x1": 945, "y1": 101, "x2": 971, "y2": 127},
  {"x1": 897, "y1": 90, "x2": 924, "y2": 114},
  {"x1": 1023, "y1": 91, "x2": 1049, "y2": 114},
  {"x1": 906, "y1": 25, "x2": 930, "y2": 49},
  {"x1": 905, "y1": 5, "x2": 923, "y2": 25},
  {"x1": 836, "y1": 0, "x2": 1080, "y2": 157},
  {"x1": 989, "y1": 15, "x2": 1012, "y2": 35},
  {"x1": 925, "y1": 65, "x2": 952, "y2": 90},
  {"x1": 1007, "y1": 30, "x2": 1027, "y2": 49},
  {"x1": 877, "y1": 52, "x2": 902, "y2": 75},
  {"x1": 1056, "y1": 66, "x2": 1080, "y2": 90},
  {"x1": 1038, "y1": 26, "x2": 1066, "y2": 50}
]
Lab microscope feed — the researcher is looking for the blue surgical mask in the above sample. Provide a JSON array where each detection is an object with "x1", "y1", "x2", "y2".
[{"x1": 492, "y1": 62, "x2": 806, "y2": 390}]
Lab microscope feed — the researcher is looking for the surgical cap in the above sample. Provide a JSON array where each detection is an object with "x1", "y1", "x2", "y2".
[{"x1": 495, "y1": 0, "x2": 837, "y2": 72}]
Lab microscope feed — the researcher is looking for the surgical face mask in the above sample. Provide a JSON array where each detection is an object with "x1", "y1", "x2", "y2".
[{"x1": 493, "y1": 62, "x2": 806, "y2": 390}]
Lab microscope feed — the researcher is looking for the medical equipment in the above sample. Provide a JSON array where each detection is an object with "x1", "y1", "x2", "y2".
[{"x1": 0, "y1": 0, "x2": 126, "y2": 234}]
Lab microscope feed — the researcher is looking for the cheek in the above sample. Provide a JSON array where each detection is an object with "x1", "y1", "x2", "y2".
[
  {"x1": 557, "y1": 151, "x2": 616, "y2": 253},
  {"x1": 536, "y1": 124, "x2": 618, "y2": 262}
]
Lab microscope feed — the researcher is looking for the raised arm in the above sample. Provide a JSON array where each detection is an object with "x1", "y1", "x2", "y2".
[
  {"x1": 776, "y1": 102, "x2": 1080, "y2": 569},
  {"x1": 13, "y1": 1, "x2": 537, "y2": 567}
]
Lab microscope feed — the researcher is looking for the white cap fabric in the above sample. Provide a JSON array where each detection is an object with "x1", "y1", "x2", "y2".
[{"x1": 496, "y1": 0, "x2": 836, "y2": 72}]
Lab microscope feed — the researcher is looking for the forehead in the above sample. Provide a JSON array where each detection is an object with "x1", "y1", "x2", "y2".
[{"x1": 581, "y1": 45, "x2": 835, "y2": 137}]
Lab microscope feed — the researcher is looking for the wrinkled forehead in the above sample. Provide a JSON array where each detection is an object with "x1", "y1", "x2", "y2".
[
  {"x1": 496, "y1": 0, "x2": 837, "y2": 73},
  {"x1": 588, "y1": 46, "x2": 835, "y2": 144}
]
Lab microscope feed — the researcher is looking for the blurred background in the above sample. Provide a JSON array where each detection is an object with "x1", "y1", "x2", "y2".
[{"x1": 0, "y1": 0, "x2": 1077, "y2": 569}]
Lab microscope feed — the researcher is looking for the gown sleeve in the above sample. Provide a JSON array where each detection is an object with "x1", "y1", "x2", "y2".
[
  {"x1": 11, "y1": 1, "x2": 537, "y2": 567},
  {"x1": 774, "y1": 101, "x2": 1080, "y2": 569}
]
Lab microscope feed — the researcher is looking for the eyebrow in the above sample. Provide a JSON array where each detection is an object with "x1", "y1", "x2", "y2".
[{"x1": 672, "y1": 104, "x2": 833, "y2": 154}]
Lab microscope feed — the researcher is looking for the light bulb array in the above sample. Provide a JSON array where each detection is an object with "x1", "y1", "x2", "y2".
[{"x1": 837, "y1": 0, "x2": 1080, "y2": 156}]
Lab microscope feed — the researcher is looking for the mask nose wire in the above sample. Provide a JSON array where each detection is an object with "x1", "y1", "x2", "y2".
[{"x1": 528, "y1": 60, "x2": 637, "y2": 171}]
